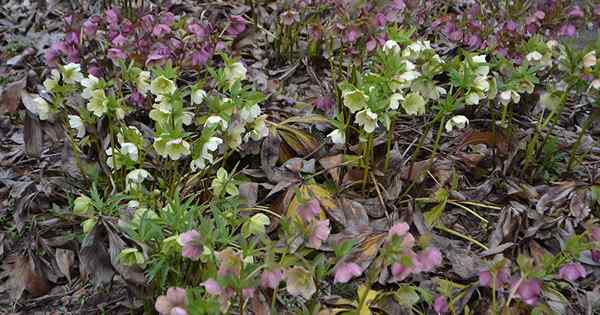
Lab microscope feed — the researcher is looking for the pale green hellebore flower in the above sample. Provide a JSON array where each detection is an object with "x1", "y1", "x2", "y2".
[
  {"x1": 402, "y1": 92, "x2": 426, "y2": 116},
  {"x1": 342, "y1": 89, "x2": 369, "y2": 113},
  {"x1": 81, "y1": 74, "x2": 101, "y2": 99},
  {"x1": 191, "y1": 89, "x2": 207, "y2": 105},
  {"x1": 224, "y1": 61, "x2": 247, "y2": 85},
  {"x1": 62, "y1": 63, "x2": 84, "y2": 84},
  {"x1": 355, "y1": 108, "x2": 378, "y2": 133},
  {"x1": 73, "y1": 195, "x2": 93, "y2": 216},
  {"x1": 87, "y1": 90, "x2": 108, "y2": 117},
  {"x1": 150, "y1": 75, "x2": 177, "y2": 96},
  {"x1": 327, "y1": 129, "x2": 345, "y2": 145},
  {"x1": 389, "y1": 93, "x2": 404, "y2": 110},
  {"x1": 445, "y1": 115, "x2": 469, "y2": 132}
]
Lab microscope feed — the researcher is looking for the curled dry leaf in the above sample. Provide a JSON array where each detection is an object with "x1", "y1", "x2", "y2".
[
  {"x1": 55, "y1": 248, "x2": 75, "y2": 282},
  {"x1": 0, "y1": 255, "x2": 50, "y2": 300},
  {"x1": 536, "y1": 181, "x2": 577, "y2": 214},
  {"x1": 0, "y1": 76, "x2": 26, "y2": 114}
]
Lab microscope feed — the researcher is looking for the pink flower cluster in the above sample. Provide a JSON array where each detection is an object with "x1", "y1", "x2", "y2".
[
  {"x1": 382, "y1": 222, "x2": 443, "y2": 283},
  {"x1": 46, "y1": 6, "x2": 245, "y2": 72},
  {"x1": 297, "y1": 198, "x2": 331, "y2": 249},
  {"x1": 478, "y1": 256, "x2": 589, "y2": 306}
]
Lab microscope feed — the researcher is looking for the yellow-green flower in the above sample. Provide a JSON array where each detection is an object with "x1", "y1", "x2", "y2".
[
  {"x1": 61, "y1": 63, "x2": 84, "y2": 84},
  {"x1": 211, "y1": 167, "x2": 239, "y2": 197},
  {"x1": 150, "y1": 75, "x2": 177, "y2": 96},
  {"x1": 402, "y1": 92, "x2": 426, "y2": 116},
  {"x1": 342, "y1": 89, "x2": 368, "y2": 113},
  {"x1": 118, "y1": 248, "x2": 145, "y2": 266},
  {"x1": 87, "y1": 89, "x2": 108, "y2": 117},
  {"x1": 224, "y1": 61, "x2": 247, "y2": 85},
  {"x1": 153, "y1": 137, "x2": 191, "y2": 160},
  {"x1": 355, "y1": 108, "x2": 378, "y2": 133},
  {"x1": 73, "y1": 195, "x2": 93, "y2": 216}
]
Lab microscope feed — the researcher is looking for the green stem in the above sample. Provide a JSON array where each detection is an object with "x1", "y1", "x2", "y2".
[
  {"x1": 383, "y1": 125, "x2": 393, "y2": 172},
  {"x1": 566, "y1": 112, "x2": 595, "y2": 173},
  {"x1": 361, "y1": 133, "x2": 373, "y2": 193}
]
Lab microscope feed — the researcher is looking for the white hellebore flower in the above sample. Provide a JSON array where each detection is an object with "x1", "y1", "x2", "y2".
[
  {"x1": 389, "y1": 93, "x2": 404, "y2": 110},
  {"x1": 499, "y1": 90, "x2": 520, "y2": 105},
  {"x1": 526, "y1": 51, "x2": 543, "y2": 62},
  {"x1": 62, "y1": 63, "x2": 84, "y2": 84},
  {"x1": 224, "y1": 61, "x2": 247, "y2": 85},
  {"x1": 240, "y1": 104, "x2": 261, "y2": 122},
  {"x1": 591, "y1": 79, "x2": 600, "y2": 90},
  {"x1": 465, "y1": 92, "x2": 481, "y2": 105},
  {"x1": 474, "y1": 76, "x2": 489, "y2": 92},
  {"x1": 30, "y1": 96, "x2": 51, "y2": 120},
  {"x1": 182, "y1": 111, "x2": 195, "y2": 126},
  {"x1": 383, "y1": 40, "x2": 400, "y2": 54},
  {"x1": 205, "y1": 115, "x2": 228, "y2": 130},
  {"x1": 471, "y1": 55, "x2": 489, "y2": 76},
  {"x1": 43, "y1": 69, "x2": 61, "y2": 92},
  {"x1": 120, "y1": 142, "x2": 139, "y2": 161},
  {"x1": 355, "y1": 108, "x2": 378, "y2": 133},
  {"x1": 398, "y1": 70, "x2": 421, "y2": 83},
  {"x1": 81, "y1": 75, "x2": 100, "y2": 99},
  {"x1": 191, "y1": 137, "x2": 223, "y2": 171},
  {"x1": 136, "y1": 71, "x2": 151, "y2": 96},
  {"x1": 125, "y1": 169, "x2": 152, "y2": 191},
  {"x1": 583, "y1": 51, "x2": 597, "y2": 68},
  {"x1": 327, "y1": 129, "x2": 346, "y2": 145},
  {"x1": 472, "y1": 55, "x2": 487, "y2": 63},
  {"x1": 191, "y1": 89, "x2": 207, "y2": 105},
  {"x1": 445, "y1": 115, "x2": 469, "y2": 132},
  {"x1": 68, "y1": 115, "x2": 86, "y2": 138}
]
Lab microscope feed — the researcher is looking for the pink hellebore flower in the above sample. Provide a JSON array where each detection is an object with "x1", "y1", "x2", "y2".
[
  {"x1": 592, "y1": 250, "x2": 600, "y2": 263},
  {"x1": 112, "y1": 34, "x2": 128, "y2": 47},
  {"x1": 389, "y1": 222, "x2": 409, "y2": 237},
  {"x1": 568, "y1": 5, "x2": 584, "y2": 19},
  {"x1": 297, "y1": 198, "x2": 321, "y2": 222},
  {"x1": 178, "y1": 229, "x2": 203, "y2": 261},
  {"x1": 313, "y1": 96, "x2": 335, "y2": 112},
  {"x1": 83, "y1": 18, "x2": 99, "y2": 37},
  {"x1": 217, "y1": 248, "x2": 242, "y2": 277},
  {"x1": 226, "y1": 15, "x2": 246, "y2": 36},
  {"x1": 513, "y1": 279, "x2": 542, "y2": 305},
  {"x1": 188, "y1": 23, "x2": 207, "y2": 38},
  {"x1": 155, "y1": 287, "x2": 188, "y2": 315},
  {"x1": 280, "y1": 10, "x2": 300, "y2": 26},
  {"x1": 559, "y1": 24, "x2": 576, "y2": 37},
  {"x1": 106, "y1": 8, "x2": 120, "y2": 25},
  {"x1": 344, "y1": 26, "x2": 361, "y2": 43},
  {"x1": 479, "y1": 268, "x2": 510, "y2": 288},
  {"x1": 108, "y1": 48, "x2": 127, "y2": 62},
  {"x1": 433, "y1": 295, "x2": 448, "y2": 314},
  {"x1": 153, "y1": 24, "x2": 172, "y2": 37},
  {"x1": 88, "y1": 66, "x2": 102, "y2": 78},
  {"x1": 333, "y1": 262, "x2": 362, "y2": 283},
  {"x1": 390, "y1": 261, "x2": 414, "y2": 282},
  {"x1": 191, "y1": 48, "x2": 212, "y2": 66},
  {"x1": 261, "y1": 268, "x2": 284, "y2": 289},
  {"x1": 242, "y1": 288, "x2": 255, "y2": 298},
  {"x1": 160, "y1": 12, "x2": 176, "y2": 25},
  {"x1": 591, "y1": 227, "x2": 600, "y2": 241},
  {"x1": 309, "y1": 219, "x2": 330, "y2": 249},
  {"x1": 558, "y1": 262, "x2": 586, "y2": 281},
  {"x1": 202, "y1": 278, "x2": 223, "y2": 295},
  {"x1": 416, "y1": 247, "x2": 442, "y2": 272}
]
